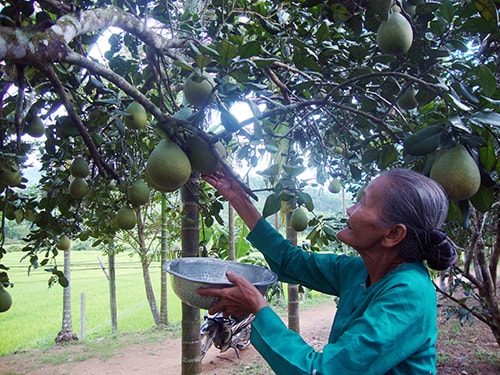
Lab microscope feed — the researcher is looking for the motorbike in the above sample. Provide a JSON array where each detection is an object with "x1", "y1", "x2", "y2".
[{"x1": 200, "y1": 311, "x2": 255, "y2": 360}]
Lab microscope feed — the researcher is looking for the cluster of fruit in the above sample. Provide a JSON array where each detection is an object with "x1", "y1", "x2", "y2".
[
  {"x1": 375, "y1": 1, "x2": 418, "y2": 110},
  {"x1": 68, "y1": 157, "x2": 90, "y2": 199}
]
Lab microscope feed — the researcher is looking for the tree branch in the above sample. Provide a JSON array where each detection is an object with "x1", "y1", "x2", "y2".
[
  {"x1": 41, "y1": 64, "x2": 118, "y2": 180},
  {"x1": 0, "y1": 6, "x2": 190, "y2": 62}
]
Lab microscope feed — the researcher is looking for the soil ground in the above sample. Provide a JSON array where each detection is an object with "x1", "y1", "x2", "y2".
[{"x1": 0, "y1": 301, "x2": 498, "y2": 375}]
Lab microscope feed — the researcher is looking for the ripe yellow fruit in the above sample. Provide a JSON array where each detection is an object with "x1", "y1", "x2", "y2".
[
  {"x1": 69, "y1": 177, "x2": 90, "y2": 199},
  {"x1": 183, "y1": 72, "x2": 216, "y2": 108},
  {"x1": 377, "y1": 12, "x2": 413, "y2": 55},
  {"x1": 26, "y1": 116, "x2": 45, "y2": 138},
  {"x1": 328, "y1": 178, "x2": 342, "y2": 194},
  {"x1": 0, "y1": 284, "x2": 12, "y2": 313},
  {"x1": 290, "y1": 207, "x2": 308, "y2": 232},
  {"x1": 430, "y1": 145, "x2": 481, "y2": 201},
  {"x1": 114, "y1": 207, "x2": 137, "y2": 230},
  {"x1": 127, "y1": 180, "x2": 150, "y2": 206},
  {"x1": 125, "y1": 101, "x2": 148, "y2": 130},
  {"x1": 56, "y1": 235, "x2": 71, "y2": 251},
  {"x1": 397, "y1": 86, "x2": 418, "y2": 110},
  {"x1": 185, "y1": 134, "x2": 221, "y2": 175},
  {"x1": 70, "y1": 157, "x2": 90, "y2": 178},
  {"x1": 146, "y1": 139, "x2": 192, "y2": 192}
]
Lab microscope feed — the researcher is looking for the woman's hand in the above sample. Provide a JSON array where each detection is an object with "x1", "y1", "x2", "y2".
[
  {"x1": 202, "y1": 166, "x2": 247, "y2": 202},
  {"x1": 197, "y1": 271, "x2": 268, "y2": 317},
  {"x1": 202, "y1": 166, "x2": 262, "y2": 230}
]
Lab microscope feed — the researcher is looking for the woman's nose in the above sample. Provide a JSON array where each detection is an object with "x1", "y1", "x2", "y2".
[{"x1": 346, "y1": 205, "x2": 354, "y2": 216}]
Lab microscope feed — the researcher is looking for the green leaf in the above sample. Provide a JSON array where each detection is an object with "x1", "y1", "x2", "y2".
[
  {"x1": 257, "y1": 164, "x2": 279, "y2": 177},
  {"x1": 474, "y1": 0, "x2": 499, "y2": 22},
  {"x1": 470, "y1": 111, "x2": 500, "y2": 127},
  {"x1": 377, "y1": 145, "x2": 399, "y2": 169},
  {"x1": 416, "y1": 1, "x2": 442, "y2": 14},
  {"x1": 446, "y1": 93, "x2": 473, "y2": 111},
  {"x1": 296, "y1": 191, "x2": 314, "y2": 211},
  {"x1": 479, "y1": 140, "x2": 497, "y2": 172},
  {"x1": 252, "y1": 58, "x2": 278, "y2": 68},
  {"x1": 440, "y1": 0, "x2": 455, "y2": 22},
  {"x1": 362, "y1": 149, "x2": 379, "y2": 164},
  {"x1": 316, "y1": 21, "x2": 330, "y2": 42},
  {"x1": 239, "y1": 41, "x2": 262, "y2": 58},
  {"x1": 58, "y1": 275, "x2": 69, "y2": 288},
  {"x1": 173, "y1": 59, "x2": 194, "y2": 72},
  {"x1": 293, "y1": 52, "x2": 322, "y2": 72},
  {"x1": 283, "y1": 165, "x2": 306, "y2": 177},
  {"x1": 216, "y1": 40, "x2": 238, "y2": 67},
  {"x1": 262, "y1": 193, "x2": 281, "y2": 217},
  {"x1": 478, "y1": 65, "x2": 497, "y2": 96},
  {"x1": 470, "y1": 185, "x2": 495, "y2": 213},
  {"x1": 403, "y1": 125, "x2": 442, "y2": 156},
  {"x1": 197, "y1": 44, "x2": 220, "y2": 57}
]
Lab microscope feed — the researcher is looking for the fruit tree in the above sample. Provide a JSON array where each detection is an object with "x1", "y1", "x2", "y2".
[{"x1": 0, "y1": 0, "x2": 498, "y2": 369}]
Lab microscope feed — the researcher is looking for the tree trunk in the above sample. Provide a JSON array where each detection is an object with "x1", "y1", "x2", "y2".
[
  {"x1": 286, "y1": 201, "x2": 300, "y2": 334},
  {"x1": 137, "y1": 206, "x2": 160, "y2": 325},
  {"x1": 228, "y1": 203, "x2": 235, "y2": 260},
  {"x1": 181, "y1": 176, "x2": 202, "y2": 375},
  {"x1": 160, "y1": 194, "x2": 169, "y2": 326},
  {"x1": 141, "y1": 255, "x2": 160, "y2": 325},
  {"x1": 108, "y1": 244, "x2": 117, "y2": 333},
  {"x1": 342, "y1": 186, "x2": 348, "y2": 255},
  {"x1": 55, "y1": 248, "x2": 78, "y2": 343}
]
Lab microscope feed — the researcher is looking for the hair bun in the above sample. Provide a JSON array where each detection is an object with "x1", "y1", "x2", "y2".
[{"x1": 424, "y1": 229, "x2": 457, "y2": 270}]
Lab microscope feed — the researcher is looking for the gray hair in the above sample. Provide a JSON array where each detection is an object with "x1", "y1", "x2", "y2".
[{"x1": 377, "y1": 169, "x2": 457, "y2": 270}]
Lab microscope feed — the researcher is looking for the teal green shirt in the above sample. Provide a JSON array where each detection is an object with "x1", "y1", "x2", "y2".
[{"x1": 247, "y1": 218, "x2": 437, "y2": 375}]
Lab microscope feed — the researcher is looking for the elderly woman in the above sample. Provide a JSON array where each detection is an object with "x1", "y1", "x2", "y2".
[{"x1": 198, "y1": 168, "x2": 457, "y2": 375}]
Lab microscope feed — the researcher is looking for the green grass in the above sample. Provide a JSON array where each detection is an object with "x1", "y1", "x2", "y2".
[{"x1": 0, "y1": 250, "x2": 183, "y2": 356}]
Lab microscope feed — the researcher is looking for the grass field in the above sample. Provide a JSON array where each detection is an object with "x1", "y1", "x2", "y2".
[{"x1": 0, "y1": 250, "x2": 183, "y2": 356}]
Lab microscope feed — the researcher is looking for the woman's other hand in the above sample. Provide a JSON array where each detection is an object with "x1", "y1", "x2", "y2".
[{"x1": 197, "y1": 271, "x2": 268, "y2": 317}]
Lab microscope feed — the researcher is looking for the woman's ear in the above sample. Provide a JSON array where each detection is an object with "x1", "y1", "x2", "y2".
[{"x1": 382, "y1": 224, "x2": 407, "y2": 247}]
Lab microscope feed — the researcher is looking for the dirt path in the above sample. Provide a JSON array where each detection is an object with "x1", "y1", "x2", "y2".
[{"x1": 0, "y1": 302, "x2": 336, "y2": 375}]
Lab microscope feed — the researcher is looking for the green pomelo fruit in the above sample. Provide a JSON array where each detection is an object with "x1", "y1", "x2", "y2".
[
  {"x1": 145, "y1": 139, "x2": 192, "y2": 192},
  {"x1": 330, "y1": 146, "x2": 344, "y2": 154},
  {"x1": 0, "y1": 169, "x2": 22, "y2": 187},
  {"x1": 0, "y1": 285, "x2": 12, "y2": 313},
  {"x1": 56, "y1": 235, "x2": 71, "y2": 251},
  {"x1": 125, "y1": 101, "x2": 148, "y2": 130},
  {"x1": 328, "y1": 178, "x2": 342, "y2": 194},
  {"x1": 185, "y1": 134, "x2": 220, "y2": 175},
  {"x1": 291, "y1": 207, "x2": 308, "y2": 232},
  {"x1": 280, "y1": 190, "x2": 293, "y2": 201},
  {"x1": 70, "y1": 157, "x2": 89, "y2": 178},
  {"x1": 397, "y1": 87, "x2": 418, "y2": 110},
  {"x1": 4, "y1": 205, "x2": 15, "y2": 220},
  {"x1": 115, "y1": 207, "x2": 137, "y2": 230},
  {"x1": 127, "y1": 180, "x2": 150, "y2": 206},
  {"x1": 377, "y1": 12, "x2": 413, "y2": 55},
  {"x1": 69, "y1": 178, "x2": 90, "y2": 199},
  {"x1": 430, "y1": 145, "x2": 481, "y2": 201},
  {"x1": 183, "y1": 72, "x2": 216, "y2": 108},
  {"x1": 26, "y1": 116, "x2": 45, "y2": 138}
]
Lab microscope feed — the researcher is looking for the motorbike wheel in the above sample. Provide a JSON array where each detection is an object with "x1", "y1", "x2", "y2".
[
  {"x1": 233, "y1": 325, "x2": 251, "y2": 350},
  {"x1": 200, "y1": 331, "x2": 214, "y2": 359}
]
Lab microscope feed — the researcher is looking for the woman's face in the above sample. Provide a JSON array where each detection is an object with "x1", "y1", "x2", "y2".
[{"x1": 337, "y1": 175, "x2": 392, "y2": 252}]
